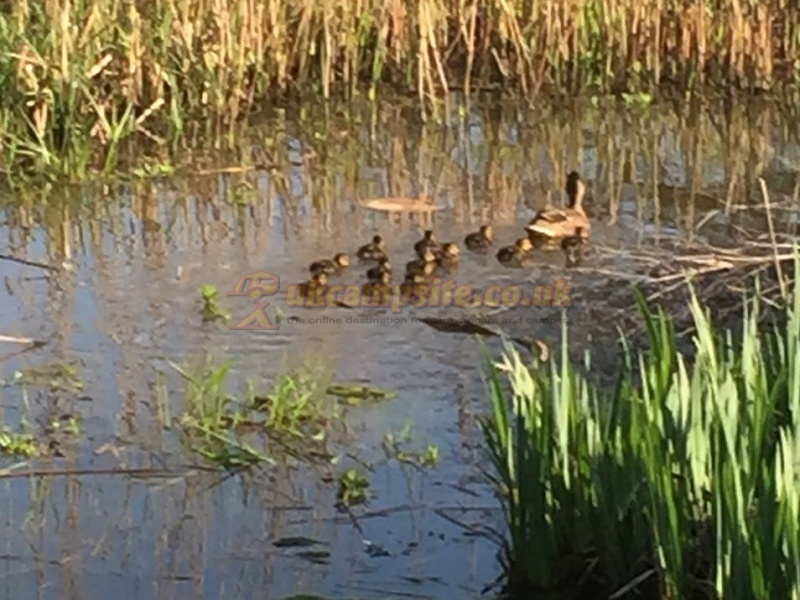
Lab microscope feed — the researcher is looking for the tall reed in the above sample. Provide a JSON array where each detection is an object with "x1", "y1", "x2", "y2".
[
  {"x1": 1, "y1": 0, "x2": 800, "y2": 178},
  {"x1": 482, "y1": 259, "x2": 800, "y2": 599}
]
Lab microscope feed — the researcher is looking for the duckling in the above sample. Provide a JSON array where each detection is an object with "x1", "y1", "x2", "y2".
[
  {"x1": 464, "y1": 225, "x2": 494, "y2": 252},
  {"x1": 296, "y1": 271, "x2": 329, "y2": 299},
  {"x1": 366, "y1": 257, "x2": 393, "y2": 282},
  {"x1": 398, "y1": 272, "x2": 430, "y2": 300},
  {"x1": 413, "y1": 230, "x2": 441, "y2": 258},
  {"x1": 526, "y1": 171, "x2": 591, "y2": 246},
  {"x1": 357, "y1": 235, "x2": 388, "y2": 262},
  {"x1": 361, "y1": 270, "x2": 393, "y2": 301},
  {"x1": 406, "y1": 247, "x2": 437, "y2": 277},
  {"x1": 496, "y1": 238, "x2": 534, "y2": 268},
  {"x1": 309, "y1": 253, "x2": 350, "y2": 276},
  {"x1": 435, "y1": 242, "x2": 461, "y2": 272},
  {"x1": 561, "y1": 227, "x2": 588, "y2": 267}
]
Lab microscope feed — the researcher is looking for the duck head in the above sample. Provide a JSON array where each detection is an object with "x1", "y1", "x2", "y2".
[
  {"x1": 566, "y1": 172, "x2": 586, "y2": 209},
  {"x1": 441, "y1": 243, "x2": 460, "y2": 258},
  {"x1": 515, "y1": 238, "x2": 534, "y2": 252}
]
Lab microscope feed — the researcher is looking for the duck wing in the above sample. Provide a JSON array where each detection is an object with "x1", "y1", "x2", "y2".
[{"x1": 529, "y1": 208, "x2": 569, "y2": 225}]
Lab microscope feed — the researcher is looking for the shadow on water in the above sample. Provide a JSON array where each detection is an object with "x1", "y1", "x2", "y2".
[{"x1": 0, "y1": 95, "x2": 799, "y2": 600}]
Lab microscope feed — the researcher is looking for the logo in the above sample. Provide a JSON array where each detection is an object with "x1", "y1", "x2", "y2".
[
  {"x1": 225, "y1": 271, "x2": 575, "y2": 331},
  {"x1": 226, "y1": 271, "x2": 280, "y2": 330}
]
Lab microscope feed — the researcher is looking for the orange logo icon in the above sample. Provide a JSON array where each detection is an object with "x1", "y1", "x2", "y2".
[
  {"x1": 226, "y1": 271, "x2": 280, "y2": 300},
  {"x1": 227, "y1": 271, "x2": 281, "y2": 331}
]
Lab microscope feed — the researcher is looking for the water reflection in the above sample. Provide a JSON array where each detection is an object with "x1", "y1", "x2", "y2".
[{"x1": 0, "y1": 96, "x2": 798, "y2": 600}]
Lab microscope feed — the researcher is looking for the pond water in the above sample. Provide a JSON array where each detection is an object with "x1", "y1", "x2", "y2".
[{"x1": 1, "y1": 96, "x2": 798, "y2": 600}]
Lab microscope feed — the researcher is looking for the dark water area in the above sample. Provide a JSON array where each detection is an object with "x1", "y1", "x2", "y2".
[{"x1": 0, "y1": 96, "x2": 799, "y2": 600}]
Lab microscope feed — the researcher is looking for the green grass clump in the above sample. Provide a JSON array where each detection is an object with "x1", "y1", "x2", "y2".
[
  {"x1": 482, "y1": 262, "x2": 800, "y2": 599},
  {"x1": 337, "y1": 468, "x2": 369, "y2": 507},
  {"x1": 199, "y1": 284, "x2": 231, "y2": 324},
  {"x1": 2, "y1": 0, "x2": 800, "y2": 179},
  {"x1": 168, "y1": 357, "x2": 337, "y2": 469},
  {"x1": 0, "y1": 430, "x2": 37, "y2": 457}
]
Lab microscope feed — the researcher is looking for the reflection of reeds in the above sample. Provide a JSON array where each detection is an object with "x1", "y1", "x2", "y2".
[
  {"x1": 2, "y1": 0, "x2": 800, "y2": 174},
  {"x1": 1, "y1": 98, "x2": 797, "y2": 268}
]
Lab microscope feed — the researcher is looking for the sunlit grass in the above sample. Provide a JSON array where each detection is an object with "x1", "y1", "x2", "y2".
[
  {"x1": 167, "y1": 357, "x2": 339, "y2": 469},
  {"x1": 482, "y1": 258, "x2": 800, "y2": 599}
]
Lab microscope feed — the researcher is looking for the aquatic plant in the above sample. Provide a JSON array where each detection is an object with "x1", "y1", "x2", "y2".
[
  {"x1": 168, "y1": 357, "x2": 339, "y2": 468},
  {"x1": 0, "y1": 430, "x2": 37, "y2": 458},
  {"x1": 2, "y1": 0, "x2": 800, "y2": 178},
  {"x1": 482, "y1": 260, "x2": 800, "y2": 599},
  {"x1": 337, "y1": 468, "x2": 369, "y2": 506},
  {"x1": 199, "y1": 284, "x2": 232, "y2": 324}
]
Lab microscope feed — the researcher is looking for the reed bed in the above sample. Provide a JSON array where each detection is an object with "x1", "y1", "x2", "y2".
[
  {"x1": 482, "y1": 256, "x2": 800, "y2": 599},
  {"x1": 2, "y1": 0, "x2": 800, "y2": 178}
]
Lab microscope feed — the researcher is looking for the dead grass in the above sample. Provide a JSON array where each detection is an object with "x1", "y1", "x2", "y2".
[{"x1": 1, "y1": 0, "x2": 799, "y2": 177}]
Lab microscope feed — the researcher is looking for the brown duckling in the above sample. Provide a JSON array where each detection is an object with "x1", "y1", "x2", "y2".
[
  {"x1": 496, "y1": 238, "x2": 534, "y2": 268},
  {"x1": 526, "y1": 171, "x2": 591, "y2": 246},
  {"x1": 361, "y1": 270, "x2": 393, "y2": 301},
  {"x1": 296, "y1": 271, "x2": 329, "y2": 299},
  {"x1": 309, "y1": 253, "x2": 350, "y2": 276},
  {"x1": 406, "y1": 247, "x2": 437, "y2": 277},
  {"x1": 435, "y1": 242, "x2": 461, "y2": 272},
  {"x1": 366, "y1": 257, "x2": 393, "y2": 282},
  {"x1": 464, "y1": 225, "x2": 494, "y2": 252},
  {"x1": 413, "y1": 230, "x2": 441, "y2": 258},
  {"x1": 398, "y1": 272, "x2": 430, "y2": 300},
  {"x1": 561, "y1": 227, "x2": 588, "y2": 267},
  {"x1": 357, "y1": 234, "x2": 388, "y2": 262}
]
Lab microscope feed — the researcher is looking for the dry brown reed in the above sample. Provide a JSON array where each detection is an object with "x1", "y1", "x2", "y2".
[{"x1": 2, "y1": 0, "x2": 800, "y2": 176}]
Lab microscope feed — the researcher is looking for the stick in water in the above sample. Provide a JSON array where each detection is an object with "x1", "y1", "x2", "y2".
[
  {"x1": 758, "y1": 177, "x2": 787, "y2": 299},
  {"x1": 0, "y1": 334, "x2": 35, "y2": 345},
  {"x1": 0, "y1": 254, "x2": 57, "y2": 271}
]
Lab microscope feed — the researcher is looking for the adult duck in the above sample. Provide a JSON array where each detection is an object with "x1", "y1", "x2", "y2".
[{"x1": 526, "y1": 171, "x2": 591, "y2": 246}]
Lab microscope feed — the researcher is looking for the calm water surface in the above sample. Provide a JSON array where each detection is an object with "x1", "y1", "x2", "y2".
[{"x1": 0, "y1": 97, "x2": 798, "y2": 600}]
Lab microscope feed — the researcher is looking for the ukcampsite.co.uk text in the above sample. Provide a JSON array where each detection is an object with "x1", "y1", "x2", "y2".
[{"x1": 286, "y1": 278, "x2": 574, "y2": 313}]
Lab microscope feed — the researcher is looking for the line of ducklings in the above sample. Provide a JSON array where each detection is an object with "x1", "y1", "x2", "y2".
[
  {"x1": 356, "y1": 230, "x2": 463, "y2": 299},
  {"x1": 297, "y1": 171, "x2": 592, "y2": 297},
  {"x1": 297, "y1": 231, "x2": 461, "y2": 301}
]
